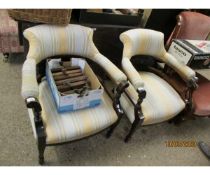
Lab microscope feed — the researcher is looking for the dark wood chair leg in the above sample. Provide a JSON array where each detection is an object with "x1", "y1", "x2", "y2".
[
  {"x1": 38, "y1": 136, "x2": 46, "y2": 165},
  {"x1": 124, "y1": 118, "x2": 140, "y2": 143},
  {"x1": 106, "y1": 114, "x2": 123, "y2": 138},
  {"x1": 168, "y1": 114, "x2": 184, "y2": 125},
  {"x1": 106, "y1": 80, "x2": 129, "y2": 139}
]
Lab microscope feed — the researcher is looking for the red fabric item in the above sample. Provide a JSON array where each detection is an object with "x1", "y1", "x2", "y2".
[
  {"x1": 0, "y1": 9, "x2": 23, "y2": 53},
  {"x1": 166, "y1": 11, "x2": 210, "y2": 48},
  {"x1": 193, "y1": 73, "x2": 210, "y2": 116}
]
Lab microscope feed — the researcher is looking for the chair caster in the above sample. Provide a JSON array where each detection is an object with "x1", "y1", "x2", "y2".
[
  {"x1": 3, "y1": 57, "x2": 8, "y2": 62},
  {"x1": 3, "y1": 53, "x2": 9, "y2": 62},
  {"x1": 39, "y1": 157, "x2": 45, "y2": 165}
]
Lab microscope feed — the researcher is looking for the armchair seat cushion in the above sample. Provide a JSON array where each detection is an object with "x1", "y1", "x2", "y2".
[
  {"x1": 30, "y1": 80, "x2": 118, "y2": 145},
  {"x1": 120, "y1": 71, "x2": 185, "y2": 125}
]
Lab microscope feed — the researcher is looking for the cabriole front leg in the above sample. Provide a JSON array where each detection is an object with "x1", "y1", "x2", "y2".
[
  {"x1": 33, "y1": 109, "x2": 46, "y2": 165},
  {"x1": 35, "y1": 116, "x2": 46, "y2": 165},
  {"x1": 124, "y1": 118, "x2": 140, "y2": 143},
  {"x1": 26, "y1": 97, "x2": 46, "y2": 165},
  {"x1": 106, "y1": 80, "x2": 129, "y2": 138},
  {"x1": 124, "y1": 87, "x2": 145, "y2": 143},
  {"x1": 38, "y1": 134, "x2": 46, "y2": 165}
]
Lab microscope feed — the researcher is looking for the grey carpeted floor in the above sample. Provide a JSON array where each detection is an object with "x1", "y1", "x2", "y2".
[{"x1": 0, "y1": 53, "x2": 210, "y2": 166}]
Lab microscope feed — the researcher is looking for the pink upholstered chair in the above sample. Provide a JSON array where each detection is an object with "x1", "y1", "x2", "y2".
[
  {"x1": 166, "y1": 11, "x2": 210, "y2": 119},
  {"x1": 0, "y1": 10, "x2": 23, "y2": 61},
  {"x1": 166, "y1": 11, "x2": 210, "y2": 49}
]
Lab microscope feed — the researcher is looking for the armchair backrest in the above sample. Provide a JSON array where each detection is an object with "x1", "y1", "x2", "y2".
[
  {"x1": 22, "y1": 24, "x2": 127, "y2": 94},
  {"x1": 120, "y1": 28, "x2": 196, "y2": 86},
  {"x1": 23, "y1": 24, "x2": 99, "y2": 64},
  {"x1": 166, "y1": 11, "x2": 210, "y2": 48},
  {"x1": 120, "y1": 29, "x2": 166, "y2": 60}
]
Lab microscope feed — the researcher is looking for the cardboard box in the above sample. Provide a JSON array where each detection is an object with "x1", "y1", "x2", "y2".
[
  {"x1": 168, "y1": 39, "x2": 210, "y2": 69},
  {"x1": 46, "y1": 58, "x2": 104, "y2": 113}
]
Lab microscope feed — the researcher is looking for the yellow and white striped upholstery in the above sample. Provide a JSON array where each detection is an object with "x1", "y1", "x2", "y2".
[
  {"x1": 21, "y1": 24, "x2": 127, "y2": 100},
  {"x1": 28, "y1": 80, "x2": 117, "y2": 144},
  {"x1": 21, "y1": 24, "x2": 128, "y2": 144},
  {"x1": 120, "y1": 29, "x2": 196, "y2": 90},
  {"x1": 22, "y1": 59, "x2": 39, "y2": 99},
  {"x1": 119, "y1": 29, "x2": 190, "y2": 124},
  {"x1": 120, "y1": 71, "x2": 185, "y2": 125}
]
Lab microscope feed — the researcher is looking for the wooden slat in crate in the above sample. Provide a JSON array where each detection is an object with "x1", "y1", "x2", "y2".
[{"x1": 51, "y1": 62, "x2": 91, "y2": 96}]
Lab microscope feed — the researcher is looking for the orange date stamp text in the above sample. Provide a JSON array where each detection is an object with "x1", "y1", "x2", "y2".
[{"x1": 165, "y1": 140, "x2": 197, "y2": 147}]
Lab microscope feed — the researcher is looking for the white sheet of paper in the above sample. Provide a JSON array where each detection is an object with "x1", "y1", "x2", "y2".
[{"x1": 71, "y1": 58, "x2": 86, "y2": 70}]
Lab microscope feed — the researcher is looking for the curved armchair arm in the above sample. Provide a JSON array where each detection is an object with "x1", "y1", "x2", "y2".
[
  {"x1": 113, "y1": 80, "x2": 129, "y2": 115},
  {"x1": 21, "y1": 59, "x2": 39, "y2": 100},
  {"x1": 93, "y1": 53, "x2": 127, "y2": 84},
  {"x1": 134, "y1": 87, "x2": 146, "y2": 122},
  {"x1": 121, "y1": 58, "x2": 147, "y2": 117},
  {"x1": 25, "y1": 97, "x2": 42, "y2": 112},
  {"x1": 25, "y1": 96, "x2": 46, "y2": 154},
  {"x1": 122, "y1": 57, "x2": 144, "y2": 90},
  {"x1": 162, "y1": 53, "x2": 198, "y2": 88},
  {"x1": 25, "y1": 97, "x2": 43, "y2": 125}
]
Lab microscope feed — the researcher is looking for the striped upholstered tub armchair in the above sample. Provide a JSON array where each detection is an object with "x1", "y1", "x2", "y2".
[
  {"x1": 21, "y1": 24, "x2": 128, "y2": 164},
  {"x1": 119, "y1": 29, "x2": 198, "y2": 142}
]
